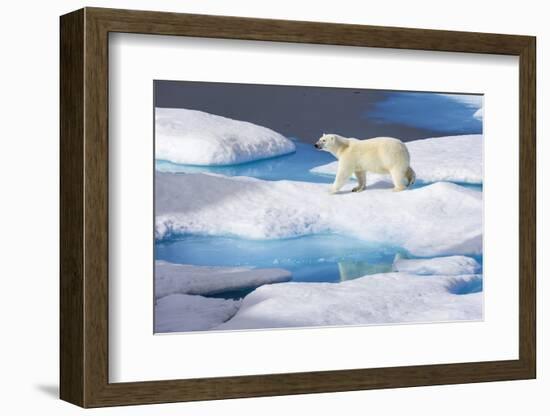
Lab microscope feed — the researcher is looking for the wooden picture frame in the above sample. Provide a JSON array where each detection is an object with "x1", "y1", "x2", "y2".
[{"x1": 60, "y1": 7, "x2": 536, "y2": 408}]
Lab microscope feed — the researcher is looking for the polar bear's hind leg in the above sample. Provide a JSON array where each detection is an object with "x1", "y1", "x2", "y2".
[
  {"x1": 406, "y1": 167, "x2": 416, "y2": 187},
  {"x1": 352, "y1": 171, "x2": 366, "y2": 192},
  {"x1": 390, "y1": 167, "x2": 408, "y2": 192}
]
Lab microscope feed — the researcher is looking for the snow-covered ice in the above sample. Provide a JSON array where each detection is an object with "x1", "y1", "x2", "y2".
[
  {"x1": 155, "y1": 172, "x2": 482, "y2": 257},
  {"x1": 392, "y1": 254, "x2": 481, "y2": 275},
  {"x1": 155, "y1": 260, "x2": 291, "y2": 298},
  {"x1": 153, "y1": 116, "x2": 484, "y2": 332},
  {"x1": 311, "y1": 134, "x2": 482, "y2": 185},
  {"x1": 216, "y1": 272, "x2": 482, "y2": 330},
  {"x1": 155, "y1": 108, "x2": 296, "y2": 165},
  {"x1": 155, "y1": 294, "x2": 240, "y2": 333}
]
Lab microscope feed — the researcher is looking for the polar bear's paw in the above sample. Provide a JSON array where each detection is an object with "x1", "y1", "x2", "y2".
[{"x1": 351, "y1": 186, "x2": 365, "y2": 193}]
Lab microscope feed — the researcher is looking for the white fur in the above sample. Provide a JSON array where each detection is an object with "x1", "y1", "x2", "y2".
[{"x1": 314, "y1": 134, "x2": 416, "y2": 194}]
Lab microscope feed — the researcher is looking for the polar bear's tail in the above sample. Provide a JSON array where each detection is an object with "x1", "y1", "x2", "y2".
[{"x1": 406, "y1": 167, "x2": 416, "y2": 187}]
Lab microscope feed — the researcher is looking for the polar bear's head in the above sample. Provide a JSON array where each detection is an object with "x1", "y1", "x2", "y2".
[{"x1": 314, "y1": 134, "x2": 345, "y2": 152}]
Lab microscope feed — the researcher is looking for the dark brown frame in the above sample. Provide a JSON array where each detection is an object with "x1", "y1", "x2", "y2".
[{"x1": 60, "y1": 7, "x2": 536, "y2": 408}]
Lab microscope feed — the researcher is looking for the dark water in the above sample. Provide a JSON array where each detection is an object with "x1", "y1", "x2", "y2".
[{"x1": 155, "y1": 80, "x2": 482, "y2": 143}]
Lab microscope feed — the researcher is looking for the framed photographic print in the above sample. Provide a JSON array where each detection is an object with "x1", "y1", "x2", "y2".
[{"x1": 60, "y1": 7, "x2": 536, "y2": 408}]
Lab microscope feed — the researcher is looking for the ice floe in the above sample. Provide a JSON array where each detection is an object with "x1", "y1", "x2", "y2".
[
  {"x1": 155, "y1": 294, "x2": 240, "y2": 333},
  {"x1": 155, "y1": 172, "x2": 482, "y2": 257},
  {"x1": 155, "y1": 260, "x2": 291, "y2": 298},
  {"x1": 155, "y1": 108, "x2": 296, "y2": 165},
  {"x1": 438, "y1": 93, "x2": 483, "y2": 113},
  {"x1": 473, "y1": 108, "x2": 483, "y2": 121},
  {"x1": 216, "y1": 272, "x2": 483, "y2": 330},
  {"x1": 392, "y1": 254, "x2": 481, "y2": 275},
  {"x1": 311, "y1": 134, "x2": 482, "y2": 185}
]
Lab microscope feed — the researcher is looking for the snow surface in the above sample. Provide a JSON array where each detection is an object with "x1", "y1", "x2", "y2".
[
  {"x1": 216, "y1": 272, "x2": 482, "y2": 330},
  {"x1": 155, "y1": 108, "x2": 296, "y2": 165},
  {"x1": 155, "y1": 260, "x2": 291, "y2": 298},
  {"x1": 155, "y1": 172, "x2": 482, "y2": 257},
  {"x1": 392, "y1": 255, "x2": 481, "y2": 275},
  {"x1": 311, "y1": 134, "x2": 482, "y2": 185},
  {"x1": 155, "y1": 294, "x2": 240, "y2": 333}
]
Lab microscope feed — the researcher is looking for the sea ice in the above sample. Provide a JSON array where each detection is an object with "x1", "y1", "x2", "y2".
[
  {"x1": 155, "y1": 172, "x2": 482, "y2": 257},
  {"x1": 216, "y1": 272, "x2": 483, "y2": 330},
  {"x1": 155, "y1": 108, "x2": 296, "y2": 165},
  {"x1": 155, "y1": 260, "x2": 292, "y2": 298},
  {"x1": 310, "y1": 134, "x2": 482, "y2": 185},
  {"x1": 438, "y1": 93, "x2": 483, "y2": 113},
  {"x1": 155, "y1": 294, "x2": 240, "y2": 333},
  {"x1": 473, "y1": 108, "x2": 483, "y2": 121},
  {"x1": 392, "y1": 254, "x2": 481, "y2": 275}
]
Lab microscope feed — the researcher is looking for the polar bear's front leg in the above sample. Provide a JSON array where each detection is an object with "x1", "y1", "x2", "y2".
[
  {"x1": 330, "y1": 164, "x2": 353, "y2": 194},
  {"x1": 352, "y1": 171, "x2": 366, "y2": 192}
]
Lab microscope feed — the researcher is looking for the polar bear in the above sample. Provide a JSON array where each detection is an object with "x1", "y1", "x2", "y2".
[{"x1": 314, "y1": 133, "x2": 415, "y2": 194}]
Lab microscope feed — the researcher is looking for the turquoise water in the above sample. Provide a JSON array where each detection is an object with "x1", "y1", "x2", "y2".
[
  {"x1": 156, "y1": 140, "x2": 335, "y2": 183},
  {"x1": 156, "y1": 234, "x2": 407, "y2": 300},
  {"x1": 156, "y1": 234, "x2": 405, "y2": 284},
  {"x1": 156, "y1": 233, "x2": 483, "y2": 299}
]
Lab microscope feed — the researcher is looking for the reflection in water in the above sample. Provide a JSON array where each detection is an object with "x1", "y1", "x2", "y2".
[
  {"x1": 155, "y1": 234, "x2": 405, "y2": 285},
  {"x1": 338, "y1": 261, "x2": 393, "y2": 281}
]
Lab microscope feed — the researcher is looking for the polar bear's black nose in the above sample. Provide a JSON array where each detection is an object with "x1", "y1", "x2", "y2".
[{"x1": 314, "y1": 143, "x2": 320, "y2": 149}]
